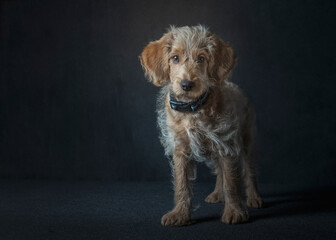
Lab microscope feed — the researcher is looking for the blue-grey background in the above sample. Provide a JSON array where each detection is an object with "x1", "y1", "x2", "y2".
[{"x1": 1, "y1": 0, "x2": 335, "y2": 185}]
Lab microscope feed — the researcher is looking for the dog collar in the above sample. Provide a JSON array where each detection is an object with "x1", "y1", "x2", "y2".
[{"x1": 169, "y1": 89, "x2": 209, "y2": 112}]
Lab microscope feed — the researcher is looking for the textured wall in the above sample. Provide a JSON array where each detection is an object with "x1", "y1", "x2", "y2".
[{"x1": 1, "y1": 0, "x2": 335, "y2": 184}]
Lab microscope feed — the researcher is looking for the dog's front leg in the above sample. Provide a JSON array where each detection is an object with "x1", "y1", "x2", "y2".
[
  {"x1": 220, "y1": 157, "x2": 249, "y2": 224},
  {"x1": 161, "y1": 149, "x2": 195, "y2": 226}
]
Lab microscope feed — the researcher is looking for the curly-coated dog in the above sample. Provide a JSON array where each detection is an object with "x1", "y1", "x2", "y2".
[{"x1": 139, "y1": 25, "x2": 263, "y2": 226}]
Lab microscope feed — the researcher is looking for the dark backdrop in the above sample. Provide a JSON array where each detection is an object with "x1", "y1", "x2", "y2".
[{"x1": 1, "y1": 0, "x2": 335, "y2": 185}]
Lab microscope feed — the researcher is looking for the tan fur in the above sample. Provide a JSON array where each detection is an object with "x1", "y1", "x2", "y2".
[{"x1": 140, "y1": 25, "x2": 263, "y2": 226}]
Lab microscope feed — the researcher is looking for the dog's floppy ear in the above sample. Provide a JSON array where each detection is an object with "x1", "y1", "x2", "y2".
[
  {"x1": 139, "y1": 33, "x2": 172, "y2": 87},
  {"x1": 209, "y1": 36, "x2": 236, "y2": 83}
]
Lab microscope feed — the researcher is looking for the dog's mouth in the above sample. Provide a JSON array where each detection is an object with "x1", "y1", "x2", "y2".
[{"x1": 169, "y1": 89, "x2": 209, "y2": 112}]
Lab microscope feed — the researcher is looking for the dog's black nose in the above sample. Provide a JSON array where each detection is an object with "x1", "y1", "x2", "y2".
[{"x1": 180, "y1": 80, "x2": 195, "y2": 91}]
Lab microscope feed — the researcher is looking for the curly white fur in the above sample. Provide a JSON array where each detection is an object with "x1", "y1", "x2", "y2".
[{"x1": 157, "y1": 81, "x2": 254, "y2": 170}]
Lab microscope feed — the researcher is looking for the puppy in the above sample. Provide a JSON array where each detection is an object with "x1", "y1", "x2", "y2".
[{"x1": 139, "y1": 25, "x2": 263, "y2": 226}]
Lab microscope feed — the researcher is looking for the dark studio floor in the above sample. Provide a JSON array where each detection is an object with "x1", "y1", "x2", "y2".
[{"x1": 0, "y1": 180, "x2": 335, "y2": 240}]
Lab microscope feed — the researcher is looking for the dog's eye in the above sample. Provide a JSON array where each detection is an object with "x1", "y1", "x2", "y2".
[
  {"x1": 197, "y1": 56, "x2": 205, "y2": 63},
  {"x1": 172, "y1": 55, "x2": 179, "y2": 63}
]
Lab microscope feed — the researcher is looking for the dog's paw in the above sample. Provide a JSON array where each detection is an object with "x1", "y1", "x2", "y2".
[
  {"x1": 221, "y1": 205, "x2": 249, "y2": 224},
  {"x1": 161, "y1": 211, "x2": 191, "y2": 227},
  {"x1": 205, "y1": 191, "x2": 223, "y2": 203},
  {"x1": 247, "y1": 194, "x2": 263, "y2": 208}
]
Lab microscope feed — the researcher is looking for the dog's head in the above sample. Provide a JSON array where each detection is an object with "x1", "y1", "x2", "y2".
[{"x1": 139, "y1": 26, "x2": 235, "y2": 101}]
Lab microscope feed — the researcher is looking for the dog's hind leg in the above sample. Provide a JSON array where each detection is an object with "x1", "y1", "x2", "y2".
[
  {"x1": 243, "y1": 110, "x2": 263, "y2": 208},
  {"x1": 205, "y1": 167, "x2": 224, "y2": 203},
  {"x1": 243, "y1": 152, "x2": 263, "y2": 208}
]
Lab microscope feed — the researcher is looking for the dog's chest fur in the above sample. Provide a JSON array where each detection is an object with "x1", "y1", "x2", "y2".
[{"x1": 157, "y1": 86, "x2": 241, "y2": 167}]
